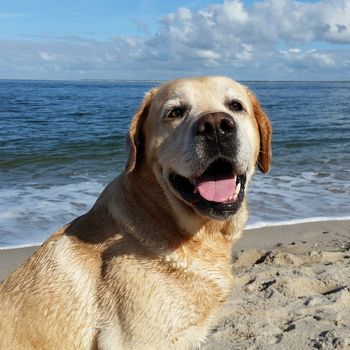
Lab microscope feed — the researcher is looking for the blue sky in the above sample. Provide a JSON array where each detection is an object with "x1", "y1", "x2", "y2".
[
  {"x1": 1, "y1": 0, "x2": 349, "y2": 80},
  {"x1": 0, "y1": 1, "x2": 220, "y2": 38}
]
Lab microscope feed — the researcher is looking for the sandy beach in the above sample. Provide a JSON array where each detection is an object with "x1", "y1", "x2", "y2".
[{"x1": 1, "y1": 220, "x2": 349, "y2": 349}]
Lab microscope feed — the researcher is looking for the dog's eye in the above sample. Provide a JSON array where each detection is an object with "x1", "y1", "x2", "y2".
[
  {"x1": 166, "y1": 107, "x2": 187, "y2": 119},
  {"x1": 228, "y1": 100, "x2": 244, "y2": 112}
]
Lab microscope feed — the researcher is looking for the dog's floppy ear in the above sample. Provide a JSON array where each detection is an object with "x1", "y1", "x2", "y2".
[
  {"x1": 248, "y1": 90, "x2": 272, "y2": 173},
  {"x1": 125, "y1": 89, "x2": 157, "y2": 173}
]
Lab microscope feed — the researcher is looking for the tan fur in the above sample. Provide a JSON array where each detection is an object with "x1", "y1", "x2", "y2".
[{"x1": 0, "y1": 76, "x2": 271, "y2": 350}]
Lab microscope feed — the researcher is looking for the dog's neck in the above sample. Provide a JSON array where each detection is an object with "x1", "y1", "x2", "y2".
[{"x1": 104, "y1": 164, "x2": 247, "y2": 253}]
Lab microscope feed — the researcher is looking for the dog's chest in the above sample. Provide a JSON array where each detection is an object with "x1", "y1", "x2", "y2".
[{"x1": 98, "y1": 250, "x2": 233, "y2": 349}]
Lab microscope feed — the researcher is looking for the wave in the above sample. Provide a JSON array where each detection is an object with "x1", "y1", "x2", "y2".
[
  {"x1": 246, "y1": 216, "x2": 350, "y2": 230},
  {"x1": 0, "y1": 242, "x2": 42, "y2": 251}
]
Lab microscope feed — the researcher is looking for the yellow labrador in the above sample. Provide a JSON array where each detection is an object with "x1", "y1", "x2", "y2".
[{"x1": 0, "y1": 76, "x2": 271, "y2": 349}]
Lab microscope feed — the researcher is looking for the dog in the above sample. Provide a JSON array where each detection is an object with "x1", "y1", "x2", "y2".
[{"x1": 0, "y1": 76, "x2": 271, "y2": 350}]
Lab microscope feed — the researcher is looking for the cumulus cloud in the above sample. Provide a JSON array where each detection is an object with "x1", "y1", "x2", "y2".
[
  {"x1": 134, "y1": 0, "x2": 350, "y2": 77},
  {"x1": 0, "y1": 0, "x2": 349, "y2": 80},
  {"x1": 280, "y1": 48, "x2": 336, "y2": 69},
  {"x1": 250, "y1": 0, "x2": 350, "y2": 44}
]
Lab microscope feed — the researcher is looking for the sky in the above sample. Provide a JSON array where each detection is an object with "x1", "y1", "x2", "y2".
[{"x1": 0, "y1": 0, "x2": 349, "y2": 80}]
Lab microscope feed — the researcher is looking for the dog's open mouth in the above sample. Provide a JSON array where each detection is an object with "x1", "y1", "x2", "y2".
[{"x1": 169, "y1": 159, "x2": 246, "y2": 219}]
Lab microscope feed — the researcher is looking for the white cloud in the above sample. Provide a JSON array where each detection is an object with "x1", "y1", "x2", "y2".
[
  {"x1": 195, "y1": 49, "x2": 220, "y2": 60},
  {"x1": 251, "y1": 0, "x2": 350, "y2": 44},
  {"x1": 206, "y1": 0, "x2": 249, "y2": 25},
  {"x1": 39, "y1": 51, "x2": 58, "y2": 61},
  {"x1": 289, "y1": 49, "x2": 302, "y2": 54},
  {"x1": 0, "y1": 0, "x2": 349, "y2": 80},
  {"x1": 131, "y1": 0, "x2": 350, "y2": 78},
  {"x1": 281, "y1": 48, "x2": 336, "y2": 68}
]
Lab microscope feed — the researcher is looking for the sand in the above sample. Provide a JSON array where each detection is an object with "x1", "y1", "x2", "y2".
[
  {"x1": 1, "y1": 220, "x2": 349, "y2": 349},
  {"x1": 204, "y1": 220, "x2": 350, "y2": 350}
]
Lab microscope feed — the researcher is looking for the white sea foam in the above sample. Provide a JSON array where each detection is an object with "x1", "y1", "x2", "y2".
[
  {"x1": 0, "y1": 171, "x2": 349, "y2": 248},
  {"x1": 247, "y1": 170, "x2": 350, "y2": 228},
  {"x1": 0, "y1": 242, "x2": 43, "y2": 251},
  {"x1": 246, "y1": 216, "x2": 350, "y2": 230},
  {"x1": 1, "y1": 168, "x2": 349, "y2": 247},
  {"x1": 0, "y1": 180, "x2": 105, "y2": 248}
]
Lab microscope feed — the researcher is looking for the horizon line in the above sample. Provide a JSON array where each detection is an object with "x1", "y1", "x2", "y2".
[{"x1": 1, "y1": 78, "x2": 350, "y2": 83}]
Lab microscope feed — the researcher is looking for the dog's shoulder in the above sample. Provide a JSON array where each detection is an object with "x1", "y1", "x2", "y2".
[{"x1": 0, "y1": 220, "x2": 103, "y2": 349}]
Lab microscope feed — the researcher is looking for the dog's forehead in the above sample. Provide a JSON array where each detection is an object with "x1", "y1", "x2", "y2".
[{"x1": 155, "y1": 77, "x2": 249, "y2": 109}]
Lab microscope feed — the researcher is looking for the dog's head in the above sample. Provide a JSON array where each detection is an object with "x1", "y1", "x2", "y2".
[{"x1": 125, "y1": 76, "x2": 271, "y2": 225}]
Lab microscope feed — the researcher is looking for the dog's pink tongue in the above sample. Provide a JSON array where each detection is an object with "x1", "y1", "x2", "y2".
[{"x1": 196, "y1": 176, "x2": 236, "y2": 203}]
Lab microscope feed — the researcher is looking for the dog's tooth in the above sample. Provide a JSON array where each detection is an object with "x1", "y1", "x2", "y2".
[{"x1": 236, "y1": 182, "x2": 241, "y2": 195}]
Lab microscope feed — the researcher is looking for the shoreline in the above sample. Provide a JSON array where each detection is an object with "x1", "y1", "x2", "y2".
[
  {"x1": 1, "y1": 215, "x2": 350, "y2": 252},
  {"x1": 1, "y1": 219, "x2": 349, "y2": 282},
  {"x1": 246, "y1": 215, "x2": 350, "y2": 230}
]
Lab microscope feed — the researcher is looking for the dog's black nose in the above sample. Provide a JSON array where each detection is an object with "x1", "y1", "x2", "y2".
[{"x1": 196, "y1": 112, "x2": 236, "y2": 139}]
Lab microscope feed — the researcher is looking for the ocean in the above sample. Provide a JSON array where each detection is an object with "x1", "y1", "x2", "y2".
[{"x1": 0, "y1": 80, "x2": 349, "y2": 248}]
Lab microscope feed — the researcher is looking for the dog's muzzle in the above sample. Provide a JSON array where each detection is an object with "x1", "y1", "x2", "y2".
[{"x1": 169, "y1": 112, "x2": 246, "y2": 220}]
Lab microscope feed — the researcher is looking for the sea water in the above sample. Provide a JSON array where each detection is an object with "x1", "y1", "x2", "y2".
[{"x1": 0, "y1": 80, "x2": 349, "y2": 247}]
